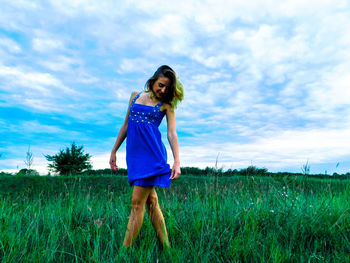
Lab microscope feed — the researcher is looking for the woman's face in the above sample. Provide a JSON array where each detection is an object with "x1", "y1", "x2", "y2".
[{"x1": 152, "y1": 76, "x2": 170, "y2": 100}]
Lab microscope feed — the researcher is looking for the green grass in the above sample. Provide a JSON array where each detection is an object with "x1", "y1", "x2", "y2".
[{"x1": 0, "y1": 175, "x2": 349, "y2": 262}]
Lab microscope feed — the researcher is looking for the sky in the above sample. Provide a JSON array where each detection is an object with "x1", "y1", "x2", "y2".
[{"x1": 1, "y1": 0, "x2": 350, "y2": 175}]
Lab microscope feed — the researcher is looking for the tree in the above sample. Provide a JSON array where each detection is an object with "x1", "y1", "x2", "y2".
[{"x1": 45, "y1": 142, "x2": 92, "y2": 176}]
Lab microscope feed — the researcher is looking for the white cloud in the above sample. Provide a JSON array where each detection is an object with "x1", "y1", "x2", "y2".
[
  {"x1": 1, "y1": 151, "x2": 126, "y2": 175},
  {"x1": 308, "y1": 62, "x2": 350, "y2": 109},
  {"x1": 0, "y1": 64, "x2": 76, "y2": 95},
  {"x1": 0, "y1": 155, "x2": 51, "y2": 175},
  {"x1": 38, "y1": 55, "x2": 79, "y2": 72},
  {"x1": 48, "y1": 0, "x2": 129, "y2": 17},
  {"x1": 32, "y1": 38, "x2": 64, "y2": 52},
  {"x1": 173, "y1": 126, "x2": 350, "y2": 172},
  {"x1": 140, "y1": 14, "x2": 194, "y2": 55},
  {"x1": 20, "y1": 120, "x2": 67, "y2": 134},
  {"x1": 75, "y1": 72, "x2": 99, "y2": 84},
  {"x1": 0, "y1": 37, "x2": 22, "y2": 53},
  {"x1": 91, "y1": 151, "x2": 127, "y2": 170},
  {"x1": 117, "y1": 58, "x2": 154, "y2": 74},
  {"x1": 1, "y1": 0, "x2": 350, "y2": 174}
]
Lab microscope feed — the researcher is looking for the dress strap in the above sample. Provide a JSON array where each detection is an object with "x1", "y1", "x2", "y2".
[
  {"x1": 132, "y1": 91, "x2": 143, "y2": 105},
  {"x1": 155, "y1": 102, "x2": 163, "y2": 108}
]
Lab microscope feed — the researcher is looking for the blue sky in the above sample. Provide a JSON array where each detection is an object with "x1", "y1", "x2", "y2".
[{"x1": 1, "y1": 0, "x2": 350, "y2": 175}]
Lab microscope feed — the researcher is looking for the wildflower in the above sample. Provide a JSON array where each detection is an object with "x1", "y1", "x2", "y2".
[{"x1": 94, "y1": 218, "x2": 103, "y2": 228}]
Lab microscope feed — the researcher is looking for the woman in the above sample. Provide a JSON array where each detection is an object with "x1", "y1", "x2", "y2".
[{"x1": 109, "y1": 65, "x2": 184, "y2": 248}]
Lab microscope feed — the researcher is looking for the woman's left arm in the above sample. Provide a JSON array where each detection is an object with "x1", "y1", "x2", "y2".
[{"x1": 165, "y1": 106, "x2": 181, "y2": 180}]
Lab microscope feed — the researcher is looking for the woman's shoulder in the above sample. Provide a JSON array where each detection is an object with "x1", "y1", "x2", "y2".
[
  {"x1": 131, "y1": 90, "x2": 141, "y2": 96},
  {"x1": 127, "y1": 91, "x2": 142, "y2": 106},
  {"x1": 130, "y1": 90, "x2": 141, "y2": 99}
]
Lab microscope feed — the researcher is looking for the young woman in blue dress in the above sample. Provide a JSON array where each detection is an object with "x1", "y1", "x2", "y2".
[{"x1": 109, "y1": 65, "x2": 184, "y2": 248}]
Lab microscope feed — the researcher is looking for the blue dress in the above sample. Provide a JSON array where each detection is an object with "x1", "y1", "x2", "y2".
[{"x1": 126, "y1": 91, "x2": 171, "y2": 187}]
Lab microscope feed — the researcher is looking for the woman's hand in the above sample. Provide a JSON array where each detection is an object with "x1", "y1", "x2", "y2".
[
  {"x1": 109, "y1": 152, "x2": 119, "y2": 171},
  {"x1": 170, "y1": 162, "x2": 181, "y2": 180}
]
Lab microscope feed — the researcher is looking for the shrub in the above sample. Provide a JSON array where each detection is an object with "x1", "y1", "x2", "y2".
[
  {"x1": 16, "y1": 168, "x2": 39, "y2": 176},
  {"x1": 239, "y1": 166, "x2": 268, "y2": 176},
  {"x1": 45, "y1": 143, "x2": 92, "y2": 176}
]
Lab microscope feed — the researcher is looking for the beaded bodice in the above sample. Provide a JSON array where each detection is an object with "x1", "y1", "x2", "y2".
[{"x1": 128, "y1": 92, "x2": 165, "y2": 127}]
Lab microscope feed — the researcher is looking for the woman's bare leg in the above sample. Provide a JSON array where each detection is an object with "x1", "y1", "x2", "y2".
[
  {"x1": 146, "y1": 188, "x2": 170, "y2": 247},
  {"x1": 123, "y1": 186, "x2": 153, "y2": 247}
]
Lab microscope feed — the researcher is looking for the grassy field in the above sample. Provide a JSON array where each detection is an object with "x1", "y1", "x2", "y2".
[{"x1": 0, "y1": 175, "x2": 349, "y2": 262}]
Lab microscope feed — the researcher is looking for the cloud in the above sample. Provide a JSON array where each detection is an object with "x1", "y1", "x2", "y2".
[
  {"x1": 173, "y1": 126, "x2": 350, "y2": 172},
  {"x1": 308, "y1": 62, "x2": 350, "y2": 109},
  {"x1": 0, "y1": 63, "x2": 87, "y2": 114},
  {"x1": 32, "y1": 37, "x2": 64, "y2": 52},
  {"x1": 0, "y1": 37, "x2": 22, "y2": 53},
  {"x1": 1, "y1": 0, "x2": 350, "y2": 174},
  {"x1": 38, "y1": 55, "x2": 78, "y2": 72},
  {"x1": 117, "y1": 58, "x2": 154, "y2": 74},
  {"x1": 91, "y1": 151, "x2": 127, "y2": 170},
  {"x1": 20, "y1": 120, "x2": 68, "y2": 134},
  {"x1": 0, "y1": 64, "x2": 76, "y2": 95}
]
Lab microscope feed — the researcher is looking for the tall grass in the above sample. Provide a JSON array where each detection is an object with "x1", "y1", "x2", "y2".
[{"x1": 0, "y1": 175, "x2": 349, "y2": 262}]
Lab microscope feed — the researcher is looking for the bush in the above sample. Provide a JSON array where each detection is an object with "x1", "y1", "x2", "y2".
[
  {"x1": 0, "y1": 171, "x2": 13, "y2": 177},
  {"x1": 238, "y1": 166, "x2": 268, "y2": 176},
  {"x1": 45, "y1": 143, "x2": 92, "y2": 176},
  {"x1": 16, "y1": 168, "x2": 40, "y2": 176}
]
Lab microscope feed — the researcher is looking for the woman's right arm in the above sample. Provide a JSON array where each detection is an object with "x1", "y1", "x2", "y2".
[{"x1": 109, "y1": 91, "x2": 139, "y2": 171}]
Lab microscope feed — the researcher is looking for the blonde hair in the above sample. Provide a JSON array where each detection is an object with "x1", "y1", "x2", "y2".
[{"x1": 173, "y1": 77, "x2": 184, "y2": 109}]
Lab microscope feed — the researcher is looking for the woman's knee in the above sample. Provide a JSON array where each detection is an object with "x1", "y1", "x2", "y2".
[
  {"x1": 131, "y1": 186, "x2": 152, "y2": 210},
  {"x1": 146, "y1": 191, "x2": 159, "y2": 211},
  {"x1": 131, "y1": 198, "x2": 144, "y2": 211},
  {"x1": 131, "y1": 198, "x2": 144, "y2": 212}
]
